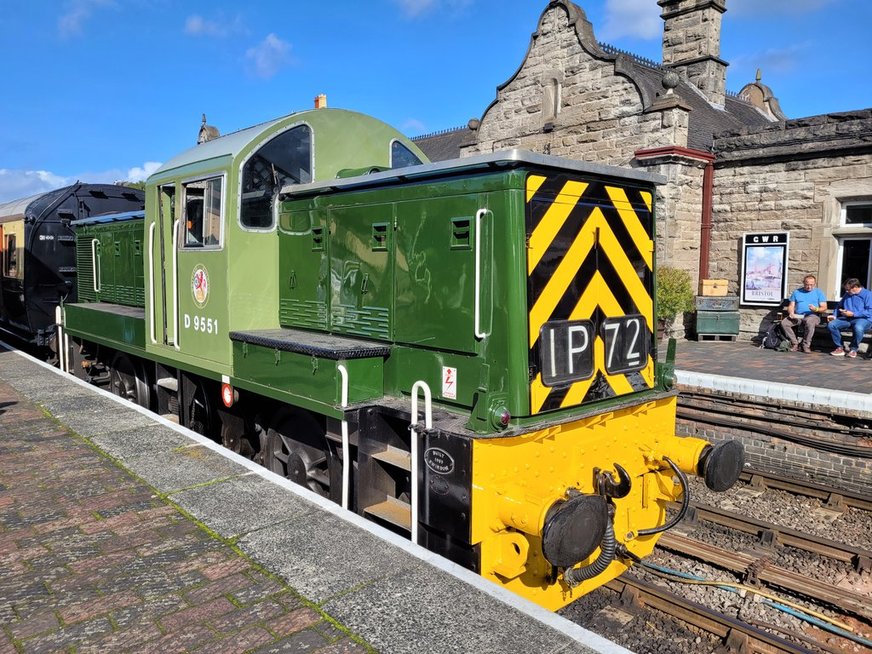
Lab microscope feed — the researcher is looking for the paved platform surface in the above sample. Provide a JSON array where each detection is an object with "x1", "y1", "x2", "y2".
[
  {"x1": 674, "y1": 339, "x2": 872, "y2": 395},
  {"x1": 0, "y1": 348, "x2": 623, "y2": 654}
]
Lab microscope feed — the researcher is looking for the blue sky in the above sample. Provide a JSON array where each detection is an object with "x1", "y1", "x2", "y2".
[{"x1": 0, "y1": 0, "x2": 869, "y2": 202}]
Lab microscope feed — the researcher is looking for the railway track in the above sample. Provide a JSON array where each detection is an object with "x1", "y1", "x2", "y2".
[{"x1": 604, "y1": 576, "x2": 823, "y2": 654}]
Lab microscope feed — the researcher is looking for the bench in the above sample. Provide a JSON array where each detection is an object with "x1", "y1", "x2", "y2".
[{"x1": 776, "y1": 299, "x2": 872, "y2": 356}]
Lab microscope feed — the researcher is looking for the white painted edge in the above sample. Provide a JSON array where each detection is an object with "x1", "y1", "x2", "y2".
[
  {"x1": 0, "y1": 341, "x2": 632, "y2": 654},
  {"x1": 676, "y1": 368, "x2": 872, "y2": 413}
]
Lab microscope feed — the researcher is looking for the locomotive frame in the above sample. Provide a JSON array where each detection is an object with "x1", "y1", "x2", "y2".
[{"x1": 57, "y1": 107, "x2": 743, "y2": 611}]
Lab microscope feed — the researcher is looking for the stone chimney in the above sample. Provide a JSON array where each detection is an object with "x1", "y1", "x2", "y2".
[
  {"x1": 658, "y1": 0, "x2": 728, "y2": 107},
  {"x1": 314, "y1": 94, "x2": 327, "y2": 109}
]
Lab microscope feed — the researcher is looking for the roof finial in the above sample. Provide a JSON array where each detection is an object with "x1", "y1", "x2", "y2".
[
  {"x1": 197, "y1": 114, "x2": 220, "y2": 144},
  {"x1": 756, "y1": 68, "x2": 762, "y2": 82}
]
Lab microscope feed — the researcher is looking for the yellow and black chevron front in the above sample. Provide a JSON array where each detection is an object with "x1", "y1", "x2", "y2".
[{"x1": 526, "y1": 173, "x2": 655, "y2": 414}]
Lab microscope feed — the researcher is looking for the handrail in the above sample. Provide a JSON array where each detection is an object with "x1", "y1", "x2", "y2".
[
  {"x1": 90, "y1": 239, "x2": 100, "y2": 292},
  {"x1": 148, "y1": 222, "x2": 157, "y2": 344},
  {"x1": 409, "y1": 380, "x2": 433, "y2": 545},
  {"x1": 337, "y1": 364, "x2": 350, "y2": 510},
  {"x1": 171, "y1": 220, "x2": 180, "y2": 350},
  {"x1": 474, "y1": 208, "x2": 488, "y2": 339},
  {"x1": 55, "y1": 306, "x2": 66, "y2": 373}
]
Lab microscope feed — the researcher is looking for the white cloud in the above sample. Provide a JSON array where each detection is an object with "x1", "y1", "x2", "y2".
[
  {"x1": 0, "y1": 170, "x2": 72, "y2": 204},
  {"x1": 245, "y1": 34, "x2": 293, "y2": 79},
  {"x1": 393, "y1": 0, "x2": 472, "y2": 19},
  {"x1": 729, "y1": 0, "x2": 836, "y2": 16},
  {"x1": 58, "y1": 0, "x2": 115, "y2": 38},
  {"x1": 402, "y1": 118, "x2": 428, "y2": 135},
  {"x1": 599, "y1": 0, "x2": 661, "y2": 41},
  {"x1": 0, "y1": 163, "x2": 161, "y2": 204},
  {"x1": 184, "y1": 13, "x2": 245, "y2": 38},
  {"x1": 731, "y1": 43, "x2": 810, "y2": 76},
  {"x1": 127, "y1": 161, "x2": 162, "y2": 182}
]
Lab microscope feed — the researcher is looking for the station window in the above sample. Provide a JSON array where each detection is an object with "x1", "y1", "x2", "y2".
[
  {"x1": 241, "y1": 124, "x2": 312, "y2": 229},
  {"x1": 182, "y1": 177, "x2": 222, "y2": 248},
  {"x1": 837, "y1": 202, "x2": 872, "y2": 289},
  {"x1": 391, "y1": 141, "x2": 423, "y2": 169}
]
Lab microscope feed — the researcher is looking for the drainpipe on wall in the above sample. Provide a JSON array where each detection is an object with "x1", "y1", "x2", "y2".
[
  {"x1": 699, "y1": 159, "x2": 714, "y2": 279},
  {"x1": 633, "y1": 146, "x2": 716, "y2": 282}
]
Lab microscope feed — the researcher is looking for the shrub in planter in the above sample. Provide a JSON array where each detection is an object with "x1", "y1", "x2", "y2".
[{"x1": 656, "y1": 267, "x2": 694, "y2": 336}]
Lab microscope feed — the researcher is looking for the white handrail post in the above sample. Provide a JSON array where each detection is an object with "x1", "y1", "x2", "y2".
[
  {"x1": 171, "y1": 220, "x2": 180, "y2": 350},
  {"x1": 474, "y1": 208, "x2": 487, "y2": 340},
  {"x1": 90, "y1": 239, "x2": 100, "y2": 292},
  {"x1": 148, "y1": 222, "x2": 157, "y2": 344},
  {"x1": 337, "y1": 364, "x2": 350, "y2": 510},
  {"x1": 55, "y1": 306, "x2": 65, "y2": 374},
  {"x1": 409, "y1": 380, "x2": 432, "y2": 545}
]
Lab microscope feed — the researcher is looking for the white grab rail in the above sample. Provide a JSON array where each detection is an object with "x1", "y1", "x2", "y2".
[
  {"x1": 171, "y1": 220, "x2": 180, "y2": 350},
  {"x1": 55, "y1": 306, "x2": 66, "y2": 374},
  {"x1": 337, "y1": 364, "x2": 350, "y2": 510},
  {"x1": 148, "y1": 222, "x2": 157, "y2": 344},
  {"x1": 90, "y1": 239, "x2": 100, "y2": 292},
  {"x1": 474, "y1": 208, "x2": 488, "y2": 339},
  {"x1": 409, "y1": 380, "x2": 432, "y2": 545}
]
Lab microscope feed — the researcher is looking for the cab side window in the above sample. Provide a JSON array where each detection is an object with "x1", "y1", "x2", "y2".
[
  {"x1": 241, "y1": 124, "x2": 312, "y2": 229},
  {"x1": 391, "y1": 141, "x2": 423, "y2": 168},
  {"x1": 182, "y1": 177, "x2": 222, "y2": 248}
]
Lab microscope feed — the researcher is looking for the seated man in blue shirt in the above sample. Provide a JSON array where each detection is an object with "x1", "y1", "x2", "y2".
[
  {"x1": 828, "y1": 277, "x2": 872, "y2": 358},
  {"x1": 781, "y1": 274, "x2": 827, "y2": 353}
]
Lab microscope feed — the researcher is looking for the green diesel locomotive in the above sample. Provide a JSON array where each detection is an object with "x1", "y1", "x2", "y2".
[{"x1": 59, "y1": 107, "x2": 743, "y2": 610}]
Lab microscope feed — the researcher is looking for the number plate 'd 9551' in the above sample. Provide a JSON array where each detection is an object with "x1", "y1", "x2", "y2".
[{"x1": 539, "y1": 316, "x2": 647, "y2": 387}]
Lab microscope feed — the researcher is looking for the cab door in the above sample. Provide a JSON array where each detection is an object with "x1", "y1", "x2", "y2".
[
  {"x1": 151, "y1": 184, "x2": 176, "y2": 348},
  {"x1": 173, "y1": 175, "x2": 228, "y2": 367}
]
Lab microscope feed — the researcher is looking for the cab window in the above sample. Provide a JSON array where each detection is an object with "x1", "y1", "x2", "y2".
[
  {"x1": 391, "y1": 140, "x2": 423, "y2": 168},
  {"x1": 241, "y1": 124, "x2": 312, "y2": 229},
  {"x1": 182, "y1": 177, "x2": 222, "y2": 248}
]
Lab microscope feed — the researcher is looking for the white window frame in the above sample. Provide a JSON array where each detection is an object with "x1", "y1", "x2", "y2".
[
  {"x1": 834, "y1": 200, "x2": 872, "y2": 294},
  {"x1": 179, "y1": 173, "x2": 226, "y2": 251},
  {"x1": 237, "y1": 121, "x2": 313, "y2": 234}
]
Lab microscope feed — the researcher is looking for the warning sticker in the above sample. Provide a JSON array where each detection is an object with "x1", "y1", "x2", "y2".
[{"x1": 442, "y1": 366, "x2": 457, "y2": 400}]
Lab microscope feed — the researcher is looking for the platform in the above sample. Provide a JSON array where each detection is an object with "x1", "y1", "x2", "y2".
[
  {"x1": 674, "y1": 338, "x2": 872, "y2": 414},
  {"x1": 0, "y1": 346, "x2": 625, "y2": 654}
]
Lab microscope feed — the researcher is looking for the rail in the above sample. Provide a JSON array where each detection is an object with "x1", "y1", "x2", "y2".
[
  {"x1": 658, "y1": 531, "x2": 872, "y2": 621},
  {"x1": 672, "y1": 500, "x2": 872, "y2": 572},
  {"x1": 606, "y1": 576, "x2": 821, "y2": 654}
]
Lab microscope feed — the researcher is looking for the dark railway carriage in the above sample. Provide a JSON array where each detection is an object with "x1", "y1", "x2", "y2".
[
  {"x1": 59, "y1": 107, "x2": 743, "y2": 611},
  {"x1": 0, "y1": 183, "x2": 144, "y2": 348}
]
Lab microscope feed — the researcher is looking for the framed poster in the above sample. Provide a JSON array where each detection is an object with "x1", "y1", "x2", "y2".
[{"x1": 740, "y1": 232, "x2": 789, "y2": 306}]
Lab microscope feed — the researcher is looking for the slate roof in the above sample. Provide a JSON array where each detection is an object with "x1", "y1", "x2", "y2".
[{"x1": 412, "y1": 126, "x2": 477, "y2": 162}]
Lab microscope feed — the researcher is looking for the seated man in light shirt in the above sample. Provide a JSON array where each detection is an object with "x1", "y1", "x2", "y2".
[
  {"x1": 828, "y1": 277, "x2": 872, "y2": 358},
  {"x1": 781, "y1": 274, "x2": 826, "y2": 353}
]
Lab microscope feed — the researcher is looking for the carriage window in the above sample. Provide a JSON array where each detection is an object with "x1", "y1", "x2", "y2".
[
  {"x1": 4, "y1": 235, "x2": 16, "y2": 276},
  {"x1": 241, "y1": 125, "x2": 312, "y2": 229},
  {"x1": 391, "y1": 141, "x2": 423, "y2": 168},
  {"x1": 182, "y1": 177, "x2": 222, "y2": 248}
]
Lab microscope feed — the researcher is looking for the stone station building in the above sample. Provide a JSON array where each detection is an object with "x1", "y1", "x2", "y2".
[{"x1": 414, "y1": 0, "x2": 872, "y2": 339}]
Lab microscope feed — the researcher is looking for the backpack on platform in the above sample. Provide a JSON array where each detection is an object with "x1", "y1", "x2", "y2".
[{"x1": 762, "y1": 322, "x2": 791, "y2": 351}]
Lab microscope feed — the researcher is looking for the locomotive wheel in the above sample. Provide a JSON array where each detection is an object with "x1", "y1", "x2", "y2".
[
  {"x1": 265, "y1": 410, "x2": 330, "y2": 497},
  {"x1": 186, "y1": 381, "x2": 215, "y2": 438},
  {"x1": 109, "y1": 352, "x2": 150, "y2": 409},
  {"x1": 221, "y1": 422, "x2": 256, "y2": 459}
]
